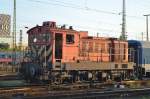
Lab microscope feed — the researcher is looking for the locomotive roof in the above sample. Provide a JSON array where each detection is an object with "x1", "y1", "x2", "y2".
[
  {"x1": 27, "y1": 22, "x2": 127, "y2": 43},
  {"x1": 82, "y1": 36, "x2": 109, "y2": 40},
  {"x1": 27, "y1": 25, "x2": 42, "y2": 34},
  {"x1": 81, "y1": 36, "x2": 127, "y2": 42},
  {"x1": 27, "y1": 25, "x2": 78, "y2": 34}
]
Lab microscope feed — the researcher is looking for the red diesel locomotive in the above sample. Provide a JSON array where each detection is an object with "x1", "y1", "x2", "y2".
[{"x1": 20, "y1": 21, "x2": 134, "y2": 83}]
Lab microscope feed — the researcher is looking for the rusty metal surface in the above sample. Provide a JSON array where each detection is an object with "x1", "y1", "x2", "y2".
[{"x1": 65, "y1": 62, "x2": 134, "y2": 70}]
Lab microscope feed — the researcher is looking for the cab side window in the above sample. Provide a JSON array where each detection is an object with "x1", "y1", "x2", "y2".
[{"x1": 66, "y1": 34, "x2": 74, "y2": 44}]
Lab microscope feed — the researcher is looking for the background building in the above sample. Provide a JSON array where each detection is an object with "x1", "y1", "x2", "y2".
[{"x1": 0, "y1": 14, "x2": 11, "y2": 49}]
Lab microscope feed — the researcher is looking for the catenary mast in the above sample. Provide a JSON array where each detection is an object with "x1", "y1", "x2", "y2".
[{"x1": 121, "y1": 0, "x2": 126, "y2": 40}]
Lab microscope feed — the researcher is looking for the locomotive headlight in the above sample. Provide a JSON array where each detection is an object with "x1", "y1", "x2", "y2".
[{"x1": 33, "y1": 38, "x2": 37, "y2": 43}]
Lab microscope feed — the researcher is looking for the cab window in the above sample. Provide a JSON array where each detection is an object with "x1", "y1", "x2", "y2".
[{"x1": 66, "y1": 34, "x2": 74, "y2": 44}]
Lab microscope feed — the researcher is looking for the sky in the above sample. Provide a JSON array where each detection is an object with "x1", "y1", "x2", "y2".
[{"x1": 0, "y1": 0, "x2": 150, "y2": 44}]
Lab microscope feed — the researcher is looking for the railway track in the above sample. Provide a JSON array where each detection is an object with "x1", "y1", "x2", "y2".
[
  {"x1": 23, "y1": 87, "x2": 150, "y2": 99},
  {"x1": 1, "y1": 80, "x2": 150, "y2": 98},
  {"x1": 0, "y1": 82, "x2": 109, "y2": 98},
  {"x1": 0, "y1": 84, "x2": 49, "y2": 97}
]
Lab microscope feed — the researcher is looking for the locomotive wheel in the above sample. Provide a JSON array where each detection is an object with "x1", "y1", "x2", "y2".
[{"x1": 20, "y1": 62, "x2": 41, "y2": 81}]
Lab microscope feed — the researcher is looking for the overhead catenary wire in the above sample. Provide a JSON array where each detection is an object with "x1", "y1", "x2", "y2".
[
  {"x1": 15, "y1": 0, "x2": 144, "y2": 32},
  {"x1": 28, "y1": 0, "x2": 144, "y2": 20},
  {"x1": 16, "y1": 0, "x2": 121, "y2": 33},
  {"x1": 49, "y1": 0, "x2": 146, "y2": 20},
  {"x1": 29, "y1": 0, "x2": 119, "y2": 15},
  {"x1": 128, "y1": 0, "x2": 150, "y2": 16},
  {"x1": 18, "y1": 1, "x2": 143, "y2": 33},
  {"x1": 13, "y1": 0, "x2": 146, "y2": 41}
]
